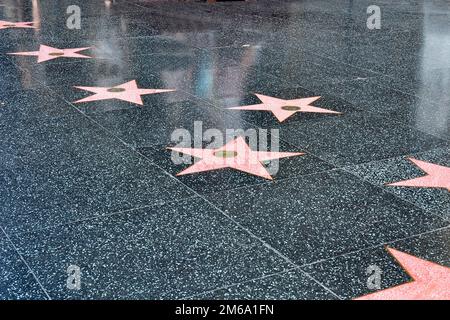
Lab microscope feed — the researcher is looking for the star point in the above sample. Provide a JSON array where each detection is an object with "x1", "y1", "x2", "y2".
[
  {"x1": 74, "y1": 80, "x2": 176, "y2": 105},
  {"x1": 355, "y1": 247, "x2": 450, "y2": 300},
  {"x1": 0, "y1": 20, "x2": 36, "y2": 30},
  {"x1": 8, "y1": 44, "x2": 92, "y2": 63},
  {"x1": 228, "y1": 93, "x2": 341, "y2": 122},
  {"x1": 386, "y1": 158, "x2": 450, "y2": 192},
  {"x1": 168, "y1": 136, "x2": 304, "y2": 179}
]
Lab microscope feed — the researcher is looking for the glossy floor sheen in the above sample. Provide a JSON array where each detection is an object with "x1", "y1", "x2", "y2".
[{"x1": 0, "y1": 0, "x2": 449, "y2": 300}]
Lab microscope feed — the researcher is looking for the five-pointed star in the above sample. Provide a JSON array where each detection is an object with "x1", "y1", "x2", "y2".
[
  {"x1": 355, "y1": 247, "x2": 450, "y2": 300},
  {"x1": 73, "y1": 80, "x2": 175, "y2": 105},
  {"x1": 8, "y1": 45, "x2": 91, "y2": 63},
  {"x1": 228, "y1": 93, "x2": 341, "y2": 122},
  {"x1": 168, "y1": 136, "x2": 304, "y2": 180},
  {"x1": 0, "y1": 20, "x2": 36, "y2": 30},
  {"x1": 387, "y1": 158, "x2": 450, "y2": 192}
]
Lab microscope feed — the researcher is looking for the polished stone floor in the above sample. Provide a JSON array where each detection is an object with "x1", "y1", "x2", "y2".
[{"x1": 0, "y1": 0, "x2": 449, "y2": 300}]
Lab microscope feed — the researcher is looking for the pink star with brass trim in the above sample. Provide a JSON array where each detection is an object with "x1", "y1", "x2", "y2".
[
  {"x1": 74, "y1": 80, "x2": 176, "y2": 105},
  {"x1": 0, "y1": 20, "x2": 36, "y2": 30},
  {"x1": 228, "y1": 93, "x2": 341, "y2": 122},
  {"x1": 8, "y1": 45, "x2": 91, "y2": 63},
  {"x1": 355, "y1": 247, "x2": 450, "y2": 300},
  {"x1": 387, "y1": 158, "x2": 450, "y2": 192},
  {"x1": 168, "y1": 136, "x2": 304, "y2": 180}
]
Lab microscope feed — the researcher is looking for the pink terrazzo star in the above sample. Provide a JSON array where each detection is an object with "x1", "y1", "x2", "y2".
[
  {"x1": 74, "y1": 80, "x2": 176, "y2": 105},
  {"x1": 355, "y1": 247, "x2": 450, "y2": 300},
  {"x1": 387, "y1": 158, "x2": 450, "y2": 192},
  {"x1": 228, "y1": 93, "x2": 341, "y2": 122},
  {"x1": 8, "y1": 45, "x2": 91, "y2": 63},
  {"x1": 0, "y1": 20, "x2": 36, "y2": 30},
  {"x1": 168, "y1": 136, "x2": 304, "y2": 180}
]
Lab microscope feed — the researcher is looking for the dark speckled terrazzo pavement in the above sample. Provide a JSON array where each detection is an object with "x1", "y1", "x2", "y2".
[{"x1": 0, "y1": 0, "x2": 449, "y2": 300}]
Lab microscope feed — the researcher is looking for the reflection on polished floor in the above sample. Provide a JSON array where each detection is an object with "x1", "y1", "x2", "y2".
[{"x1": 0, "y1": 0, "x2": 449, "y2": 300}]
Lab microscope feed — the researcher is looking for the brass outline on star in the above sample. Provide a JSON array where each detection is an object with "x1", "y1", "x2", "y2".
[
  {"x1": 0, "y1": 20, "x2": 36, "y2": 30},
  {"x1": 8, "y1": 44, "x2": 92, "y2": 63},
  {"x1": 355, "y1": 247, "x2": 450, "y2": 300},
  {"x1": 73, "y1": 80, "x2": 176, "y2": 106},
  {"x1": 168, "y1": 136, "x2": 304, "y2": 180},
  {"x1": 386, "y1": 157, "x2": 450, "y2": 192},
  {"x1": 228, "y1": 93, "x2": 342, "y2": 122}
]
